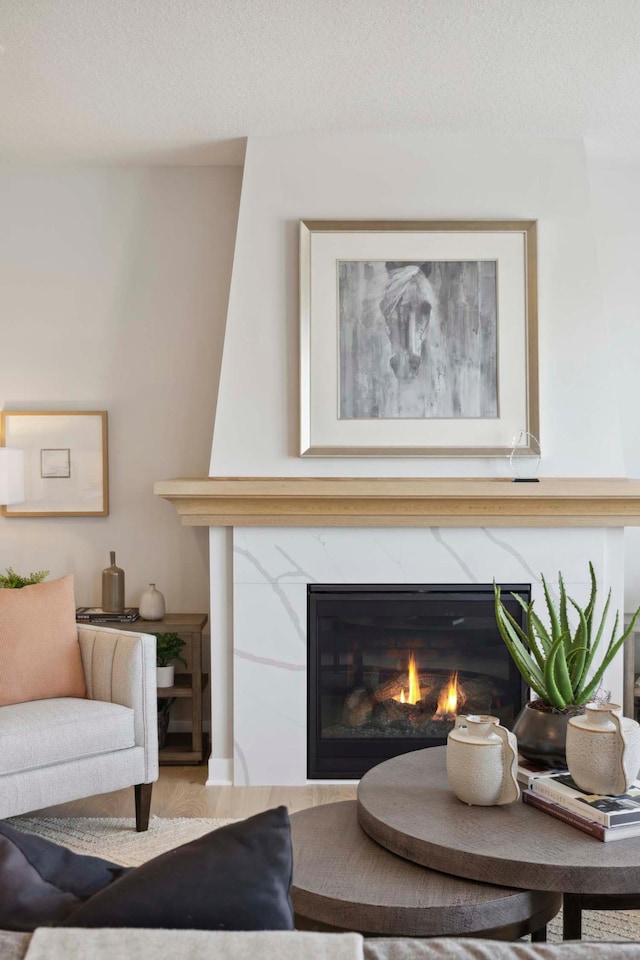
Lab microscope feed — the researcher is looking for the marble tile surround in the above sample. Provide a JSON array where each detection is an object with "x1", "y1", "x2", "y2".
[{"x1": 232, "y1": 526, "x2": 624, "y2": 785}]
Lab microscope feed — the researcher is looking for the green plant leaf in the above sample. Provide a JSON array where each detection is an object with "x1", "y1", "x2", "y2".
[
  {"x1": 509, "y1": 594, "x2": 547, "y2": 669},
  {"x1": 542, "y1": 575, "x2": 561, "y2": 643},
  {"x1": 494, "y1": 588, "x2": 547, "y2": 700},
  {"x1": 528, "y1": 608, "x2": 553, "y2": 656},
  {"x1": 567, "y1": 597, "x2": 588, "y2": 689},
  {"x1": 153, "y1": 631, "x2": 187, "y2": 669},
  {"x1": 578, "y1": 590, "x2": 612, "y2": 694},
  {"x1": 559, "y1": 572, "x2": 569, "y2": 637},
  {"x1": 577, "y1": 606, "x2": 640, "y2": 704},
  {"x1": 0, "y1": 567, "x2": 49, "y2": 589},
  {"x1": 542, "y1": 630, "x2": 571, "y2": 709},
  {"x1": 583, "y1": 561, "x2": 597, "y2": 645}
]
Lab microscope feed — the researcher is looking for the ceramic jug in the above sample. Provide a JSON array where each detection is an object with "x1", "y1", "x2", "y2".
[
  {"x1": 566, "y1": 703, "x2": 640, "y2": 796},
  {"x1": 446, "y1": 714, "x2": 520, "y2": 806},
  {"x1": 139, "y1": 583, "x2": 165, "y2": 621}
]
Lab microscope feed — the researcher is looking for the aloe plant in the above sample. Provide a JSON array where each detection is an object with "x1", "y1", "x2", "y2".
[{"x1": 494, "y1": 563, "x2": 640, "y2": 710}]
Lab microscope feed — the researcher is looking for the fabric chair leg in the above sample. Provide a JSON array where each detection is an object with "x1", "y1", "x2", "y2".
[{"x1": 134, "y1": 782, "x2": 153, "y2": 832}]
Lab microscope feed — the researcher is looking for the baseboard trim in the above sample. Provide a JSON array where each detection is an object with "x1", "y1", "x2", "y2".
[{"x1": 206, "y1": 757, "x2": 233, "y2": 785}]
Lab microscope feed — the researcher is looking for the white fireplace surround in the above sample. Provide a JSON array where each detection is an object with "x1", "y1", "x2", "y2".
[
  {"x1": 226, "y1": 525, "x2": 623, "y2": 786},
  {"x1": 195, "y1": 132, "x2": 632, "y2": 787}
]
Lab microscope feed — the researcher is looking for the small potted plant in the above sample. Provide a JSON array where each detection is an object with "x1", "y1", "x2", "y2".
[
  {"x1": 494, "y1": 562, "x2": 640, "y2": 767},
  {"x1": 0, "y1": 568, "x2": 49, "y2": 588},
  {"x1": 154, "y1": 632, "x2": 187, "y2": 688}
]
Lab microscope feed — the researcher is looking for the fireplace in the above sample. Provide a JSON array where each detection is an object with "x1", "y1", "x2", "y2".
[{"x1": 308, "y1": 583, "x2": 528, "y2": 778}]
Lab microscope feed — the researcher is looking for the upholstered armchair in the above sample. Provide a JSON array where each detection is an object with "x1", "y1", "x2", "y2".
[{"x1": 0, "y1": 625, "x2": 158, "y2": 831}]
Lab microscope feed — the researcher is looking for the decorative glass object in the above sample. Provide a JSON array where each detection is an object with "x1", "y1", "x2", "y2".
[{"x1": 509, "y1": 430, "x2": 541, "y2": 482}]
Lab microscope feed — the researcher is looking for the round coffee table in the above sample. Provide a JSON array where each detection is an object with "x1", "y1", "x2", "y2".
[
  {"x1": 357, "y1": 746, "x2": 640, "y2": 939},
  {"x1": 290, "y1": 800, "x2": 561, "y2": 939}
]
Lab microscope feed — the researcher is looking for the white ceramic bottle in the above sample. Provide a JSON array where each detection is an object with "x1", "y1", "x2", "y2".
[
  {"x1": 446, "y1": 714, "x2": 520, "y2": 806},
  {"x1": 139, "y1": 583, "x2": 165, "y2": 621},
  {"x1": 566, "y1": 703, "x2": 640, "y2": 796}
]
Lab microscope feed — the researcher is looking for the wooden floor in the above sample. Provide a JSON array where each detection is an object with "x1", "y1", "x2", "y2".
[{"x1": 32, "y1": 764, "x2": 357, "y2": 820}]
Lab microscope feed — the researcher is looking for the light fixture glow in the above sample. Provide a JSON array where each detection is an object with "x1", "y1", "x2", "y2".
[{"x1": 0, "y1": 448, "x2": 25, "y2": 505}]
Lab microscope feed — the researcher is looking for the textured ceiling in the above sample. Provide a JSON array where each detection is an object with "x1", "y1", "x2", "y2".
[{"x1": 2, "y1": 0, "x2": 640, "y2": 164}]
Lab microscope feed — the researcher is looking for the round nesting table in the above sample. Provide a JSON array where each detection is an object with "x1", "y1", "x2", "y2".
[
  {"x1": 357, "y1": 746, "x2": 640, "y2": 939},
  {"x1": 290, "y1": 800, "x2": 561, "y2": 939}
]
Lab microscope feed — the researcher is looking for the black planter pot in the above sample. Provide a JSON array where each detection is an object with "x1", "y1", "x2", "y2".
[{"x1": 512, "y1": 701, "x2": 583, "y2": 769}]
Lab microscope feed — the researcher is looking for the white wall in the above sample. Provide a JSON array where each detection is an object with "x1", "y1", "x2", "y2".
[
  {"x1": 0, "y1": 166, "x2": 241, "y2": 632},
  {"x1": 211, "y1": 133, "x2": 624, "y2": 478},
  {"x1": 587, "y1": 148, "x2": 640, "y2": 610}
]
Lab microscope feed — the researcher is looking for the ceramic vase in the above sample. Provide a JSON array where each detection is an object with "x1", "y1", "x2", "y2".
[
  {"x1": 156, "y1": 665, "x2": 174, "y2": 688},
  {"x1": 102, "y1": 551, "x2": 125, "y2": 613},
  {"x1": 566, "y1": 703, "x2": 640, "y2": 796},
  {"x1": 447, "y1": 714, "x2": 520, "y2": 806},
  {"x1": 511, "y1": 701, "x2": 582, "y2": 769},
  {"x1": 139, "y1": 583, "x2": 165, "y2": 621}
]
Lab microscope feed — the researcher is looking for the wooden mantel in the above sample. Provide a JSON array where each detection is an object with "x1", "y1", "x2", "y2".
[{"x1": 154, "y1": 477, "x2": 640, "y2": 528}]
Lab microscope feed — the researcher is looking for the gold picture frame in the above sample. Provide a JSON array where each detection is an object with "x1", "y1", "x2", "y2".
[
  {"x1": 1, "y1": 411, "x2": 109, "y2": 516},
  {"x1": 300, "y1": 219, "x2": 539, "y2": 457}
]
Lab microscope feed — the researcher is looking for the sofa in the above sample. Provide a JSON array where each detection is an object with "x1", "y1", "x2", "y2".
[{"x1": 1, "y1": 929, "x2": 640, "y2": 960}]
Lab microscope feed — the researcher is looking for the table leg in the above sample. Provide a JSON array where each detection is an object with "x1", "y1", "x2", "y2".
[
  {"x1": 562, "y1": 893, "x2": 583, "y2": 940},
  {"x1": 531, "y1": 926, "x2": 547, "y2": 942}
]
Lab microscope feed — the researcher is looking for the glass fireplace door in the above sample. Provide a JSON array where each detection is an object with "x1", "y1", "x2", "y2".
[{"x1": 308, "y1": 584, "x2": 527, "y2": 778}]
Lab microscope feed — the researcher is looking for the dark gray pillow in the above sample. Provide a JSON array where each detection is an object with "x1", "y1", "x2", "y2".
[
  {"x1": 0, "y1": 822, "x2": 129, "y2": 931},
  {"x1": 62, "y1": 806, "x2": 294, "y2": 930}
]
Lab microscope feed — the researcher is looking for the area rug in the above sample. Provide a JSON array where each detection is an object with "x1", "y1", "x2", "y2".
[
  {"x1": 7, "y1": 815, "x2": 640, "y2": 942},
  {"x1": 8, "y1": 815, "x2": 237, "y2": 867}
]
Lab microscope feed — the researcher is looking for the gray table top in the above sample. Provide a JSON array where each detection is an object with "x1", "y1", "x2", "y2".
[
  {"x1": 290, "y1": 800, "x2": 560, "y2": 937},
  {"x1": 357, "y1": 746, "x2": 640, "y2": 895}
]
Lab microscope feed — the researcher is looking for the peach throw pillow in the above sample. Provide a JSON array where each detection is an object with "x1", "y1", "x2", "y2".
[{"x1": 0, "y1": 575, "x2": 86, "y2": 707}]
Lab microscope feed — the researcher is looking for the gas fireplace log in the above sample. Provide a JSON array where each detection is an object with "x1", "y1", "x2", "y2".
[
  {"x1": 457, "y1": 678, "x2": 494, "y2": 711},
  {"x1": 371, "y1": 699, "x2": 444, "y2": 733},
  {"x1": 375, "y1": 698, "x2": 420, "y2": 722},
  {"x1": 372, "y1": 673, "x2": 442, "y2": 704},
  {"x1": 343, "y1": 688, "x2": 374, "y2": 728}
]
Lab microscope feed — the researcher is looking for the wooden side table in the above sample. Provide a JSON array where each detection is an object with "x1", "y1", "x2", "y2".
[{"x1": 110, "y1": 613, "x2": 208, "y2": 765}]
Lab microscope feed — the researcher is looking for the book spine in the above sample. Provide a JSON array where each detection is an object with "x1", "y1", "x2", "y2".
[
  {"x1": 91, "y1": 618, "x2": 138, "y2": 623},
  {"x1": 530, "y1": 779, "x2": 611, "y2": 826},
  {"x1": 523, "y1": 791, "x2": 606, "y2": 840},
  {"x1": 517, "y1": 768, "x2": 568, "y2": 790}
]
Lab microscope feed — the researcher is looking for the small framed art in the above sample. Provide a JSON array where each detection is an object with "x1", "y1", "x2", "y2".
[
  {"x1": 1, "y1": 411, "x2": 109, "y2": 516},
  {"x1": 300, "y1": 220, "x2": 539, "y2": 457}
]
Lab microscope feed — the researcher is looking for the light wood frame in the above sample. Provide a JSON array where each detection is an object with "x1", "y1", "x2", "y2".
[
  {"x1": 1, "y1": 411, "x2": 109, "y2": 517},
  {"x1": 300, "y1": 219, "x2": 539, "y2": 457}
]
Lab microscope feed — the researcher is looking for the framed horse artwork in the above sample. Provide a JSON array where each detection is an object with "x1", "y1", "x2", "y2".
[{"x1": 299, "y1": 220, "x2": 538, "y2": 458}]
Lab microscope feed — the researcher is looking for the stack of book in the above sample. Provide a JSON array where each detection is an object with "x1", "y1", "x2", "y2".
[
  {"x1": 76, "y1": 607, "x2": 140, "y2": 623},
  {"x1": 518, "y1": 758, "x2": 640, "y2": 842}
]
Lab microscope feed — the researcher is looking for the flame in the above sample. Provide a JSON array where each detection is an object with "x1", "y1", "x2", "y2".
[
  {"x1": 393, "y1": 653, "x2": 422, "y2": 705},
  {"x1": 435, "y1": 672, "x2": 459, "y2": 718}
]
